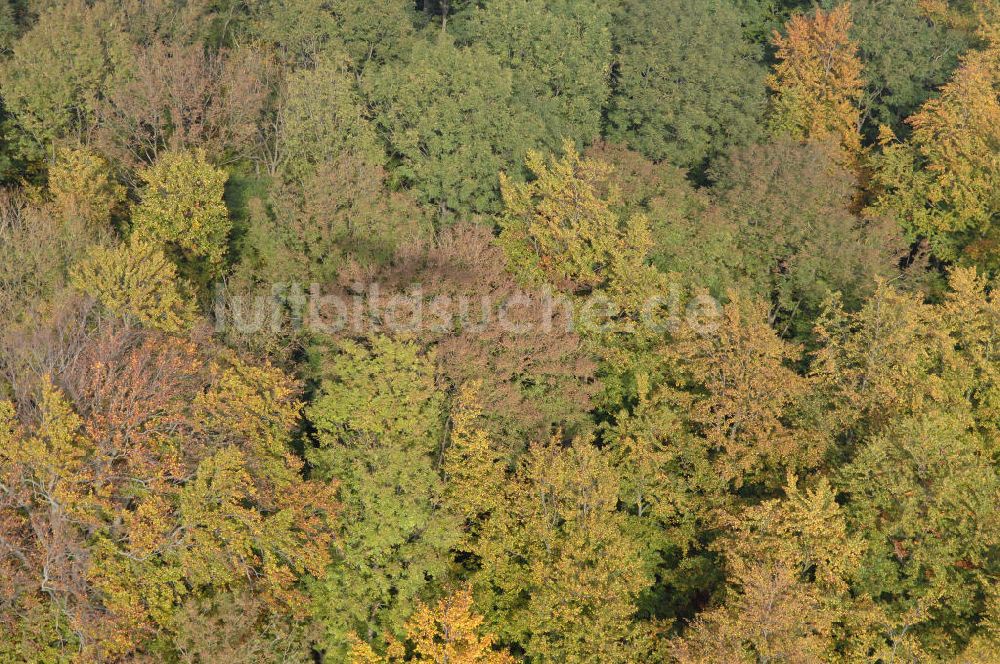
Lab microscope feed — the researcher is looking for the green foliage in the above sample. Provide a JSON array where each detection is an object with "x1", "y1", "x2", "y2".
[
  {"x1": 131, "y1": 149, "x2": 231, "y2": 279},
  {"x1": 833, "y1": 0, "x2": 973, "y2": 136},
  {"x1": 710, "y1": 137, "x2": 903, "y2": 336},
  {"x1": 585, "y1": 141, "x2": 732, "y2": 295},
  {"x1": 607, "y1": 0, "x2": 767, "y2": 170},
  {"x1": 237, "y1": 152, "x2": 431, "y2": 285},
  {"x1": 307, "y1": 336, "x2": 459, "y2": 656},
  {"x1": 0, "y1": 0, "x2": 127, "y2": 158},
  {"x1": 248, "y1": 0, "x2": 416, "y2": 70},
  {"x1": 279, "y1": 54, "x2": 384, "y2": 181},
  {"x1": 366, "y1": 36, "x2": 540, "y2": 219},
  {"x1": 70, "y1": 237, "x2": 197, "y2": 333},
  {"x1": 456, "y1": 0, "x2": 612, "y2": 147},
  {"x1": 734, "y1": 0, "x2": 812, "y2": 44},
  {"x1": 840, "y1": 410, "x2": 1000, "y2": 656},
  {"x1": 0, "y1": 1, "x2": 18, "y2": 53}
]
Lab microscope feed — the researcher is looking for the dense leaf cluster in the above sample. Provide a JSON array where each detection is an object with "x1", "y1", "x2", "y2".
[{"x1": 0, "y1": 0, "x2": 998, "y2": 662}]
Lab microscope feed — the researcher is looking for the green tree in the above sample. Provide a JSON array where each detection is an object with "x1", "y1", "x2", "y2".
[
  {"x1": 366, "y1": 36, "x2": 539, "y2": 220},
  {"x1": 735, "y1": 0, "x2": 812, "y2": 44},
  {"x1": 584, "y1": 141, "x2": 733, "y2": 295},
  {"x1": 278, "y1": 54, "x2": 383, "y2": 181},
  {"x1": 131, "y1": 149, "x2": 231, "y2": 279},
  {"x1": 810, "y1": 269, "x2": 1000, "y2": 654},
  {"x1": 307, "y1": 336, "x2": 459, "y2": 656},
  {"x1": 456, "y1": 0, "x2": 612, "y2": 147},
  {"x1": 474, "y1": 439, "x2": 653, "y2": 662},
  {"x1": 1, "y1": 0, "x2": 127, "y2": 159},
  {"x1": 710, "y1": 137, "x2": 903, "y2": 336},
  {"x1": 442, "y1": 381, "x2": 510, "y2": 561},
  {"x1": 248, "y1": 0, "x2": 416, "y2": 71},
  {"x1": 607, "y1": 0, "x2": 767, "y2": 170},
  {"x1": 839, "y1": 410, "x2": 1000, "y2": 657},
  {"x1": 236, "y1": 151, "x2": 430, "y2": 285}
]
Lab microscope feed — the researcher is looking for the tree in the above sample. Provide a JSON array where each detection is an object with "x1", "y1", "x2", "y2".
[
  {"x1": 248, "y1": 0, "x2": 415, "y2": 71},
  {"x1": 832, "y1": 0, "x2": 972, "y2": 136},
  {"x1": 809, "y1": 269, "x2": 1000, "y2": 654},
  {"x1": 0, "y1": 0, "x2": 17, "y2": 54},
  {"x1": 671, "y1": 475, "x2": 868, "y2": 662},
  {"x1": 351, "y1": 222, "x2": 598, "y2": 448},
  {"x1": 47, "y1": 146, "x2": 124, "y2": 229},
  {"x1": 444, "y1": 382, "x2": 506, "y2": 552},
  {"x1": 0, "y1": 330, "x2": 337, "y2": 659},
  {"x1": 307, "y1": 336, "x2": 459, "y2": 656},
  {"x1": 607, "y1": 0, "x2": 767, "y2": 170},
  {"x1": 735, "y1": 0, "x2": 813, "y2": 45},
  {"x1": 236, "y1": 151, "x2": 430, "y2": 285},
  {"x1": 349, "y1": 586, "x2": 515, "y2": 664},
  {"x1": 277, "y1": 54, "x2": 383, "y2": 182},
  {"x1": 0, "y1": 379, "x2": 109, "y2": 657},
  {"x1": 0, "y1": 190, "x2": 93, "y2": 330},
  {"x1": 498, "y1": 140, "x2": 653, "y2": 293},
  {"x1": 70, "y1": 236, "x2": 197, "y2": 334},
  {"x1": 95, "y1": 42, "x2": 271, "y2": 168},
  {"x1": 131, "y1": 148, "x2": 231, "y2": 278},
  {"x1": 584, "y1": 141, "x2": 734, "y2": 295},
  {"x1": 366, "y1": 36, "x2": 539, "y2": 219},
  {"x1": 0, "y1": 0, "x2": 127, "y2": 159},
  {"x1": 810, "y1": 269, "x2": 992, "y2": 442},
  {"x1": 456, "y1": 0, "x2": 612, "y2": 147},
  {"x1": 474, "y1": 439, "x2": 653, "y2": 662},
  {"x1": 839, "y1": 410, "x2": 1000, "y2": 657},
  {"x1": 171, "y1": 591, "x2": 317, "y2": 664},
  {"x1": 768, "y1": 4, "x2": 865, "y2": 154},
  {"x1": 498, "y1": 142, "x2": 694, "y2": 480},
  {"x1": 673, "y1": 292, "x2": 819, "y2": 486},
  {"x1": 602, "y1": 369, "x2": 730, "y2": 624},
  {"x1": 867, "y1": 42, "x2": 1000, "y2": 265},
  {"x1": 710, "y1": 137, "x2": 903, "y2": 336}
]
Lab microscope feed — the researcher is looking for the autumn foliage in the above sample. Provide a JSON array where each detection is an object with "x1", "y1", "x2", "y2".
[{"x1": 0, "y1": 0, "x2": 998, "y2": 662}]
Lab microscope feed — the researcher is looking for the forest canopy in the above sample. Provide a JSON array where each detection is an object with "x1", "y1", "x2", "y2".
[{"x1": 1, "y1": 0, "x2": 999, "y2": 662}]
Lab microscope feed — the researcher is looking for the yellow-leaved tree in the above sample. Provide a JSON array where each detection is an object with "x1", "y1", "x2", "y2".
[
  {"x1": 768, "y1": 4, "x2": 864, "y2": 155},
  {"x1": 444, "y1": 381, "x2": 506, "y2": 552},
  {"x1": 131, "y1": 148, "x2": 230, "y2": 280},
  {"x1": 349, "y1": 586, "x2": 514, "y2": 664},
  {"x1": 867, "y1": 36, "x2": 1000, "y2": 264},
  {"x1": 498, "y1": 139, "x2": 653, "y2": 293},
  {"x1": 48, "y1": 146, "x2": 124, "y2": 228},
  {"x1": 670, "y1": 474, "x2": 873, "y2": 662},
  {"x1": 70, "y1": 236, "x2": 197, "y2": 333}
]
